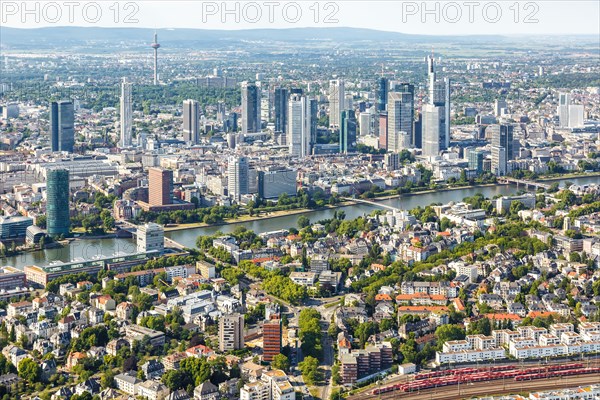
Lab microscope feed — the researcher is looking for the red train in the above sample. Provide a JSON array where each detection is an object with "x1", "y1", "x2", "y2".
[{"x1": 373, "y1": 363, "x2": 593, "y2": 395}]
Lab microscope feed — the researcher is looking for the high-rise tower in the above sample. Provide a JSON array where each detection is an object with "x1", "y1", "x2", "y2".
[
  {"x1": 241, "y1": 82, "x2": 261, "y2": 134},
  {"x1": 50, "y1": 100, "x2": 74, "y2": 153},
  {"x1": 329, "y1": 79, "x2": 345, "y2": 129},
  {"x1": 151, "y1": 33, "x2": 161, "y2": 85},
  {"x1": 183, "y1": 99, "x2": 200, "y2": 144},
  {"x1": 46, "y1": 169, "x2": 70, "y2": 237},
  {"x1": 120, "y1": 78, "x2": 133, "y2": 148}
]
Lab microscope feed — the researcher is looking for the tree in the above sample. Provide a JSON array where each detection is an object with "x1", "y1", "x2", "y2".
[
  {"x1": 18, "y1": 358, "x2": 41, "y2": 383},
  {"x1": 435, "y1": 324, "x2": 466, "y2": 346},
  {"x1": 271, "y1": 354, "x2": 290, "y2": 372},
  {"x1": 101, "y1": 369, "x2": 115, "y2": 388},
  {"x1": 298, "y1": 356, "x2": 322, "y2": 385},
  {"x1": 123, "y1": 355, "x2": 138, "y2": 371},
  {"x1": 297, "y1": 216, "x2": 310, "y2": 229}
]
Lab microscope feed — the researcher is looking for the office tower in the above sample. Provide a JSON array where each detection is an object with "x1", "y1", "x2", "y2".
[
  {"x1": 377, "y1": 77, "x2": 388, "y2": 111},
  {"x1": 288, "y1": 94, "x2": 304, "y2": 157},
  {"x1": 290, "y1": 88, "x2": 303, "y2": 96},
  {"x1": 241, "y1": 82, "x2": 261, "y2": 134},
  {"x1": 263, "y1": 318, "x2": 282, "y2": 362},
  {"x1": 183, "y1": 99, "x2": 200, "y2": 144},
  {"x1": 219, "y1": 314, "x2": 244, "y2": 352},
  {"x1": 425, "y1": 56, "x2": 451, "y2": 153},
  {"x1": 329, "y1": 79, "x2": 344, "y2": 128},
  {"x1": 274, "y1": 87, "x2": 288, "y2": 134},
  {"x1": 137, "y1": 223, "x2": 164, "y2": 254},
  {"x1": 120, "y1": 78, "x2": 133, "y2": 148},
  {"x1": 151, "y1": 33, "x2": 160, "y2": 85},
  {"x1": 339, "y1": 110, "x2": 357, "y2": 154},
  {"x1": 50, "y1": 100, "x2": 74, "y2": 153},
  {"x1": 468, "y1": 150, "x2": 484, "y2": 174},
  {"x1": 413, "y1": 112, "x2": 422, "y2": 149},
  {"x1": 148, "y1": 168, "x2": 173, "y2": 206},
  {"x1": 216, "y1": 101, "x2": 226, "y2": 122},
  {"x1": 387, "y1": 87, "x2": 414, "y2": 152},
  {"x1": 490, "y1": 124, "x2": 514, "y2": 176},
  {"x1": 557, "y1": 92, "x2": 571, "y2": 128},
  {"x1": 422, "y1": 104, "x2": 445, "y2": 157},
  {"x1": 359, "y1": 112, "x2": 371, "y2": 136},
  {"x1": 568, "y1": 105, "x2": 584, "y2": 128},
  {"x1": 287, "y1": 95, "x2": 316, "y2": 157},
  {"x1": 46, "y1": 169, "x2": 70, "y2": 237},
  {"x1": 494, "y1": 99, "x2": 507, "y2": 117},
  {"x1": 228, "y1": 156, "x2": 249, "y2": 201},
  {"x1": 378, "y1": 112, "x2": 388, "y2": 150}
]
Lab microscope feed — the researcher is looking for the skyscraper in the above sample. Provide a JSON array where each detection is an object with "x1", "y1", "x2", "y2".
[
  {"x1": 183, "y1": 99, "x2": 200, "y2": 144},
  {"x1": 339, "y1": 110, "x2": 357, "y2": 154},
  {"x1": 274, "y1": 87, "x2": 288, "y2": 134},
  {"x1": 387, "y1": 87, "x2": 414, "y2": 152},
  {"x1": 329, "y1": 79, "x2": 344, "y2": 128},
  {"x1": 120, "y1": 78, "x2": 133, "y2": 148},
  {"x1": 263, "y1": 318, "x2": 282, "y2": 363},
  {"x1": 242, "y1": 82, "x2": 261, "y2": 134},
  {"x1": 378, "y1": 112, "x2": 388, "y2": 150},
  {"x1": 228, "y1": 156, "x2": 249, "y2": 201},
  {"x1": 377, "y1": 77, "x2": 388, "y2": 112},
  {"x1": 424, "y1": 56, "x2": 451, "y2": 154},
  {"x1": 288, "y1": 94, "x2": 316, "y2": 157},
  {"x1": 50, "y1": 100, "x2": 74, "y2": 153},
  {"x1": 148, "y1": 168, "x2": 173, "y2": 206},
  {"x1": 557, "y1": 92, "x2": 571, "y2": 128},
  {"x1": 422, "y1": 104, "x2": 445, "y2": 157},
  {"x1": 359, "y1": 112, "x2": 371, "y2": 136},
  {"x1": 46, "y1": 169, "x2": 70, "y2": 237},
  {"x1": 490, "y1": 124, "x2": 514, "y2": 176},
  {"x1": 219, "y1": 314, "x2": 244, "y2": 352}
]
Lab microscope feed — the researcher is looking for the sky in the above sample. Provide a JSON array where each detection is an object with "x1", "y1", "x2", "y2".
[{"x1": 1, "y1": 0, "x2": 599, "y2": 35}]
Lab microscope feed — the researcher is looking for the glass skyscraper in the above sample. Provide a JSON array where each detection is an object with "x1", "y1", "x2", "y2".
[
  {"x1": 46, "y1": 168, "x2": 70, "y2": 237},
  {"x1": 340, "y1": 110, "x2": 357, "y2": 154},
  {"x1": 50, "y1": 100, "x2": 74, "y2": 153}
]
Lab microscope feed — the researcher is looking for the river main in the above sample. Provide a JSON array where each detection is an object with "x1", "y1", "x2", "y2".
[{"x1": 3, "y1": 176, "x2": 598, "y2": 270}]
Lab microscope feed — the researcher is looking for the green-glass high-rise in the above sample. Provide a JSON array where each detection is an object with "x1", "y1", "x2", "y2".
[{"x1": 47, "y1": 169, "x2": 70, "y2": 236}]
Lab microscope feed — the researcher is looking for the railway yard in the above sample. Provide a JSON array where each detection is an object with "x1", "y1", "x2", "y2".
[{"x1": 349, "y1": 362, "x2": 600, "y2": 400}]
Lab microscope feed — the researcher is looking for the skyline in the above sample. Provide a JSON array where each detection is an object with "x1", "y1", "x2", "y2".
[{"x1": 0, "y1": 0, "x2": 598, "y2": 35}]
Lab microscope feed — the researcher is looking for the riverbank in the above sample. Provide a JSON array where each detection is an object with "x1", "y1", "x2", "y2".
[
  {"x1": 163, "y1": 183, "x2": 507, "y2": 232},
  {"x1": 535, "y1": 171, "x2": 600, "y2": 182},
  {"x1": 162, "y1": 202, "x2": 357, "y2": 232}
]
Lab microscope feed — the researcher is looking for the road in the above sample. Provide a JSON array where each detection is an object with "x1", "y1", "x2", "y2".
[
  {"x1": 315, "y1": 297, "x2": 342, "y2": 400},
  {"x1": 350, "y1": 374, "x2": 600, "y2": 400}
]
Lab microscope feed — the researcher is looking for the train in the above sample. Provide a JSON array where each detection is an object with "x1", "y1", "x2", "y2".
[{"x1": 372, "y1": 363, "x2": 598, "y2": 395}]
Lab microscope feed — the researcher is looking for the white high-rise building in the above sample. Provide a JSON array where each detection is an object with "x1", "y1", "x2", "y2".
[
  {"x1": 329, "y1": 79, "x2": 345, "y2": 128},
  {"x1": 557, "y1": 92, "x2": 571, "y2": 128},
  {"x1": 425, "y1": 56, "x2": 450, "y2": 154},
  {"x1": 219, "y1": 313, "x2": 244, "y2": 352},
  {"x1": 359, "y1": 112, "x2": 371, "y2": 136},
  {"x1": 287, "y1": 94, "x2": 315, "y2": 158},
  {"x1": 568, "y1": 104, "x2": 584, "y2": 128},
  {"x1": 422, "y1": 104, "x2": 445, "y2": 157},
  {"x1": 120, "y1": 78, "x2": 133, "y2": 148},
  {"x1": 387, "y1": 91, "x2": 414, "y2": 152},
  {"x1": 228, "y1": 156, "x2": 249, "y2": 201},
  {"x1": 137, "y1": 223, "x2": 164, "y2": 254},
  {"x1": 183, "y1": 99, "x2": 200, "y2": 144}
]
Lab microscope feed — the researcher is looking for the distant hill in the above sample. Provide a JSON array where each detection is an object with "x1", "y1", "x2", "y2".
[{"x1": 0, "y1": 26, "x2": 506, "y2": 48}]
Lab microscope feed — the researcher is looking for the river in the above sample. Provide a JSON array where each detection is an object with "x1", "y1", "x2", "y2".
[{"x1": 3, "y1": 176, "x2": 598, "y2": 269}]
